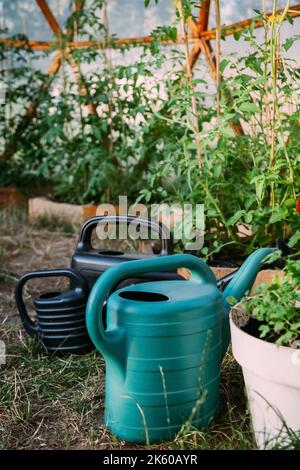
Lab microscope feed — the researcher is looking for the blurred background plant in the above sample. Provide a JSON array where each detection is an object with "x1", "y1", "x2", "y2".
[{"x1": 0, "y1": 0, "x2": 299, "y2": 259}]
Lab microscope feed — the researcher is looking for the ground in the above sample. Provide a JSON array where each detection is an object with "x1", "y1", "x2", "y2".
[{"x1": 0, "y1": 208, "x2": 254, "y2": 450}]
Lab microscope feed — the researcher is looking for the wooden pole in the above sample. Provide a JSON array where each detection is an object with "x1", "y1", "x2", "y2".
[
  {"x1": 198, "y1": 0, "x2": 211, "y2": 32},
  {"x1": 184, "y1": 0, "x2": 211, "y2": 71},
  {"x1": 215, "y1": 0, "x2": 221, "y2": 116},
  {"x1": 36, "y1": 0, "x2": 62, "y2": 36},
  {"x1": 178, "y1": 0, "x2": 201, "y2": 167},
  {"x1": 186, "y1": 1, "x2": 244, "y2": 136}
]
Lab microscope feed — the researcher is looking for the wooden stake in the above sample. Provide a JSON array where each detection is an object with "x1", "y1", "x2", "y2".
[
  {"x1": 199, "y1": 39, "x2": 244, "y2": 136},
  {"x1": 198, "y1": 0, "x2": 211, "y2": 33},
  {"x1": 36, "y1": 0, "x2": 61, "y2": 36},
  {"x1": 178, "y1": 0, "x2": 201, "y2": 168},
  {"x1": 215, "y1": 0, "x2": 221, "y2": 116}
]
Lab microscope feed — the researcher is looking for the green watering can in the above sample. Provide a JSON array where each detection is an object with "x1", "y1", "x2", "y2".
[{"x1": 86, "y1": 248, "x2": 273, "y2": 443}]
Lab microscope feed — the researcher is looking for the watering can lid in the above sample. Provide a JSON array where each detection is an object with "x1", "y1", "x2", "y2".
[{"x1": 109, "y1": 279, "x2": 222, "y2": 312}]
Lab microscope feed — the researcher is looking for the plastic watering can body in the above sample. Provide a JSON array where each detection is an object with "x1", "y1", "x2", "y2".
[
  {"x1": 15, "y1": 268, "x2": 93, "y2": 354},
  {"x1": 86, "y1": 249, "x2": 274, "y2": 443},
  {"x1": 86, "y1": 254, "x2": 222, "y2": 443}
]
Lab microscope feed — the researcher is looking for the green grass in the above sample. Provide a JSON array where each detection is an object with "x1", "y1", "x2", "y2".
[
  {"x1": 0, "y1": 323, "x2": 255, "y2": 450},
  {"x1": 1, "y1": 329, "x2": 299, "y2": 450}
]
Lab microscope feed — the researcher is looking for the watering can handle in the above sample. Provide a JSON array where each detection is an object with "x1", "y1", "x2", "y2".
[
  {"x1": 76, "y1": 215, "x2": 172, "y2": 255},
  {"x1": 86, "y1": 253, "x2": 217, "y2": 353},
  {"x1": 15, "y1": 269, "x2": 87, "y2": 337}
]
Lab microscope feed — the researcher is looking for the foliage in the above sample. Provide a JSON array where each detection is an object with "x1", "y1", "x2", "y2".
[
  {"x1": 0, "y1": 1, "x2": 300, "y2": 257},
  {"x1": 243, "y1": 256, "x2": 300, "y2": 346}
]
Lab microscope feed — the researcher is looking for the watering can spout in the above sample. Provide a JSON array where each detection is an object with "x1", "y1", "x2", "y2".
[{"x1": 221, "y1": 247, "x2": 275, "y2": 358}]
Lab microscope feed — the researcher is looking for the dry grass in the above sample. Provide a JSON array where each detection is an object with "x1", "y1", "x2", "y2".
[{"x1": 0, "y1": 207, "x2": 276, "y2": 450}]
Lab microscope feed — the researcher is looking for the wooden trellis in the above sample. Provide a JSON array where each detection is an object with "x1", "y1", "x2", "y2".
[{"x1": 1, "y1": 0, "x2": 300, "y2": 160}]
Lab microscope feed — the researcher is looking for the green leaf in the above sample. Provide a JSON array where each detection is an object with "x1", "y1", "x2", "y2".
[
  {"x1": 222, "y1": 126, "x2": 235, "y2": 137},
  {"x1": 220, "y1": 59, "x2": 229, "y2": 73},
  {"x1": 245, "y1": 55, "x2": 263, "y2": 75},
  {"x1": 245, "y1": 212, "x2": 253, "y2": 224},
  {"x1": 269, "y1": 208, "x2": 288, "y2": 224},
  {"x1": 226, "y1": 296, "x2": 238, "y2": 306},
  {"x1": 283, "y1": 38, "x2": 294, "y2": 52},
  {"x1": 259, "y1": 324, "x2": 270, "y2": 338},
  {"x1": 233, "y1": 30, "x2": 242, "y2": 41},
  {"x1": 288, "y1": 231, "x2": 300, "y2": 248},
  {"x1": 239, "y1": 102, "x2": 259, "y2": 113},
  {"x1": 251, "y1": 175, "x2": 265, "y2": 202},
  {"x1": 227, "y1": 210, "x2": 245, "y2": 226},
  {"x1": 283, "y1": 35, "x2": 300, "y2": 51}
]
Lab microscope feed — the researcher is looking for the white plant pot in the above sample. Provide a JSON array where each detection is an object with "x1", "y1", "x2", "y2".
[{"x1": 230, "y1": 312, "x2": 300, "y2": 449}]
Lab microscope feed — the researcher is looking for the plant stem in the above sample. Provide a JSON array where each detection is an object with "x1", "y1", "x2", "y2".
[
  {"x1": 103, "y1": 0, "x2": 114, "y2": 159},
  {"x1": 262, "y1": 0, "x2": 271, "y2": 145},
  {"x1": 269, "y1": 0, "x2": 278, "y2": 209},
  {"x1": 269, "y1": 0, "x2": 291, "y2": 208}
]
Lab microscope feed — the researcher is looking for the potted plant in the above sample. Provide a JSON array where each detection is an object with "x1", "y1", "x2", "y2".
[{"x1": 229, "y1": 256, "x2": 300, "y2": 449}]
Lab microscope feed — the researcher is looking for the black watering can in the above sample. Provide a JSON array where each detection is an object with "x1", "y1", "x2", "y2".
[
  {"x1": 71, "y1": 214, "x2": 239, "y2": 292},
  {"x1": 15, "y1": 268, "x2": 93, "y2": 354},
  {"x1": 71, "y1": 215, "x2": 183, "y2": 290}
]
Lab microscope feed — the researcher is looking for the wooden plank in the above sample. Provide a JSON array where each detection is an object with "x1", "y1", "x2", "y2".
[
  {"x1": 0, "y1": 35, "x2": 197, "y2": 50},
  {"x1": 28, "y1": 197, "x2": 97, "y2": 224}
]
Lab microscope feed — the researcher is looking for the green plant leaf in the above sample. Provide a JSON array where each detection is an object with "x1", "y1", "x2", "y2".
[
  {"x1": 239, "y1": 102, "x2": 259, "y2": 113},
  {"x1": 259, "y1": 324, "x2": 270, "y2": 338},
  {"x1": 220, "y1": 59, "x2": 229, "y2": 73},
  {"x1": 288, "y1": 231, "x2": 300, "y2": 248},
  {"x1": 227, "y1": 210, "x2": 245, "y2": 226},
  {"x1": 269, "y1": 208, "x2": 288, "y2": 224}
]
